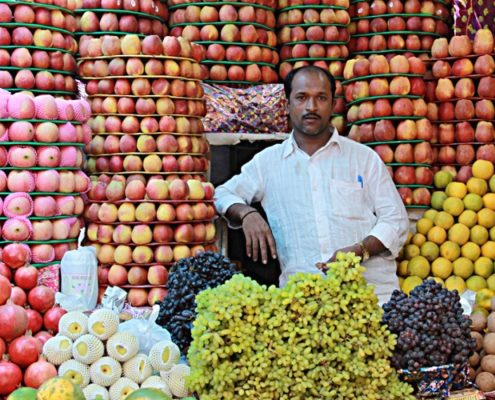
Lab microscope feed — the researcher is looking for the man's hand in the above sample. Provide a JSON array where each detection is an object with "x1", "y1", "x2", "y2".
[
  {"x1": 327, "y1": 244, "x2": 362, "y2": 263},
  {"x1": 242, "y1": 211, "x2": 277, "y2": 264},
  {"x1": 315, "y1": 244, "x2": 362, "y2": 273}
]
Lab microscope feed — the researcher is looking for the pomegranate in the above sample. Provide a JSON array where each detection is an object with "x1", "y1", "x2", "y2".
[
  {"x1": 43, "y1": 306, "x2": 66, "y2": 333},
  {"x1": 10, "y1": 286, "x2": 26, "y2": 307},
  {"x1": 34, "y1": 331, "x2": 53, "y2": 345},
  {"x1": 2, "y1": 243, "x2": 30, "y2": 268},
  {"x1": 24, "y1": 357, "x2": 57, "y2": 389},
  {"x1": 0, "y1": 275, "x2": 11, "y2": 306},
  {"x1": 0, "y1": 337, "x2": 5, "y2": 356},
  {"x1": 14, "y1": 265, "x2": 38, "y2": 290},
  {"x1": 28, "y1": 286, "x2": 54, "y2": 313},
  {"x1": 0, "y1": 357, "x2": 22, "y2": 395},
  {"x1": 26, "y1": 308, "x2": 43, "y2": 334},
  {"x1": 0, "y1": 263, "x2": 11, "y2": 280},
  {"x1": 8, "y1": 333, "x2": 42, "y2": 368},
  {"x1": 0, "y1": 302, "x2": 28, "y2": 341}
]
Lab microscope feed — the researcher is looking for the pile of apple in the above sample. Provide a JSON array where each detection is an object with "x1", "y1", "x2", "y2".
[
  {"x1": 277, "y1": 0, "x2": 350, "y2": 83},
  {"x1": 0, "y1": 266, "x2": 67, "y2": 394},
  {"x1": 77, "y1": 34, "x2": 217, "y2": 306},
  {"x1": 76, "y1": 0, "x2": 168, "y2": 37},
  {"x1": 0, "y1": 91, "x2": 91, "y2": 272},
  {"x1": 168, "y1": 0, "x2": 279, "y2": 84},
  {"x1": 347, "y1": 0, "x2": 451, "y2": 56},
  {"x1": 426, "y1": 29, "x2": 495, "y2": 175},
  {"x1": 0, "y1": 0, "x2": 78, "y2": 95},
  {"x1": 344, "y1": 54, "x2": 434, "y2": 207}
]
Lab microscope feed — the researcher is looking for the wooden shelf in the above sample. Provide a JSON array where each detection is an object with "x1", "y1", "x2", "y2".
[{"x1": 206, "y1": 132, "x2": 290, "y2": 146}]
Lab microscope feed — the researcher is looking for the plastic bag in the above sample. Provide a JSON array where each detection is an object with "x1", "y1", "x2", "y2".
[
  {"x1": 119, "y1": 305, "x2": 171, "y2": 354},
  {"x1": 57, "y1": 246, "x2": 98, "y2": 311}
]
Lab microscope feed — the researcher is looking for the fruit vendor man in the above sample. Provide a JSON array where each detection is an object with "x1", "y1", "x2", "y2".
[{"x1": 214, "y1": 66, "x2": 409, "y2": 304}]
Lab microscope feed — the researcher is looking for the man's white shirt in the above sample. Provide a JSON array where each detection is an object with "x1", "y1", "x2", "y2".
[{"x1": 215, "y1": 129, "x2": 409, "y2": 303}]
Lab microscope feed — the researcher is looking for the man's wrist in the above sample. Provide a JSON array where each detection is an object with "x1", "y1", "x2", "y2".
[
  {"x1": 357, "y1": 241, "x2": 370, "y2": 262},
  {"x1": 240, "y1": 207, "x2": 258, "y2": 222}
]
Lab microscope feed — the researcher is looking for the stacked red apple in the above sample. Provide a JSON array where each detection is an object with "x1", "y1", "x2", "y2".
[
  {"x1": 347, "y1": 0, "x2": 451, "y2": 56},
  {"x1": 277, "y1": 0, "x2": 350, "y2": 81},
  {"x1": 0, "y1": 268, "x2": 67, "y2": 394},
  {"x1": 168, "y1": 0, "x2": 279, "y2": 84},
  {"x1": 426, "y1": 29, "x2": 495, "y2": 176},
  {"x1": 76, "y1": 0, "x2": 168, "y2": 37},
  {"x1": 77, "y1": 34, "x2": 217, "y2": 306},
  {"x1": 0, "y1": 0, "x2": 78, "y2": 96},
  {"x1": 0, "y1": 91, "x2": 91, "y2": 274},
  {"x1": 344, "y1": 54, "x2": 434, "y2": 207}
]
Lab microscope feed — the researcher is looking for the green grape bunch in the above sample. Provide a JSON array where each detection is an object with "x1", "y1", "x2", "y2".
[{"x1": 187, "y1": 252, "x2": 415, "y2": 400}]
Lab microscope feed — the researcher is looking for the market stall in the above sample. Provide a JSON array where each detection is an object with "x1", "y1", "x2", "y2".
[{"x1": 0, "y1": 0, "x2": 493, "y2": 398}]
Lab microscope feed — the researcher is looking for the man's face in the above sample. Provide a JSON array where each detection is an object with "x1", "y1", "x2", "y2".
[{"x1": 288, "y1": 70, "x2": 334, "y2": 137}]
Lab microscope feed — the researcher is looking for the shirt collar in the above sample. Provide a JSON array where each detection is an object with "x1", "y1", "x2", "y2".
[{"x1": 282, "y1": 127, "x2": 341, "y2": 159}]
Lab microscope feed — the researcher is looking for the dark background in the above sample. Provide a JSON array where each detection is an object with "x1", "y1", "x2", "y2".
[{"x1": 211, "y1": 143, "x2": 281, "y2": 287}]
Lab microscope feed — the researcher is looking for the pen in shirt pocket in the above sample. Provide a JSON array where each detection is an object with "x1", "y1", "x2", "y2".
[{"x1": 357, "y1": 175, "x2": 363, "y2": 188}]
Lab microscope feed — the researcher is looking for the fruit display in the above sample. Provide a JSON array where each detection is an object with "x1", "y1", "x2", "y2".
[
  {"x1": 44, "y1": 308, "x2": 192, "y2": 398},
  {"x1": 469, "y1": 309, "x2": 495, "y2": 393},
  {"x1": 77, "y1": 34, "x2": 218, "y2": 306},
  {"x1": 0, "y1": 92, "x2": 91, "y2": 289},
  {"x1": 187, "y1": 252, "x2": 415, "y2": 399},
  {"x1": 0, "y1": 280, "x2": 66, "y2": 395},
  {"x1": 425, "y1": 30, "x2": 495, "y2": 172},
  {"x1": 398, "y1": 160, "x2": 495, "y2": 296},
  {"x1": 383, "y1": 279, "x2": 475, "y2": 371},
  {"x1": 347, "y1": 0, "x2": 452, "y2": 56},
  {"x1": 277, "y1": 0, "x2": 349, "y2": 79},
  {"x1": 76, "y1": 0, "x2": 168, "y2": 37},
  {"x1": 156, "y1": 251, "x2": 240, "y2": 353},
  {"x1": 0, "y1": 0, "x2": 78, "y2": 95},
  {"x1": 168, "y1": 0, "x2": 279, "y2": 84},
  {"x1": 276, "y1": 0, "x2": 348, "y2": 132},
  {"x1": 343, "y1": 54, "x2": 433, "y2": 207}
]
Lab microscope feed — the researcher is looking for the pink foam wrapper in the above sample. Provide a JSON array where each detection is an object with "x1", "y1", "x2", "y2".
[
  {"x1": 7, "y1": 170, "x2": 36, "y2": 193},
  {"x1": 37, "y1": 264, "x2": 60, "y2": 292},
  {"x1": 34, "y1": 95, "x2": 58, "y2": 120},
  {"x1": 55, "y1": 195, "x2": 75, "y2": 215},
  {"x1": 82, "y1": 123, "x2": 92, "y2": 144},
  {"x1": 0, "y1": 146, "x2": 7, "y2": 167},
  {"x1": 3, "y1": 192, "x2": 33, "y2": 218},
  {"x1": 0, "y1": 88, "x2": 10, "y2": 118},
  {"x1": 7, "y1": 145, "x2": 37, "y2": 168},
  {"x1": 58, "y1": 123, "x2": 77, "y2": 143},
  {"x1": 8, "y1": 93, "x2": 35, "y2": 119},
  {"x1": 31, "y1": 244, "x2": 56, "y2": 263},
  {"x1": 33, "y1": 196, "x2": 59, "y2": 217},
  {"x1": 2, "y1": 217, "x2": 33, "y2": 241},
  {"x1": 70, "y1": 100, "x2": 89, "y2": 123},
  {"x1": 55, "y1": 98, "x2": 74, "y2": 121},
  {"x1": 59, "y1": 146, "x2": 77, "y2": 167},
  {"x1": 0, "y1": 129, "x2": 8, "y2": 142}
]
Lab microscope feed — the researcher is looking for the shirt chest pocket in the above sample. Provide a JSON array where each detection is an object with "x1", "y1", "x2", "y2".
[{"x1": 328, "y1": 178, "x2": 367, "y2": 220}]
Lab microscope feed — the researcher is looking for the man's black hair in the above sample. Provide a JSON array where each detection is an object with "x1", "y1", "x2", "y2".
[{"x1": 283, "y1": 66, "x2": 336, "y2": 102}]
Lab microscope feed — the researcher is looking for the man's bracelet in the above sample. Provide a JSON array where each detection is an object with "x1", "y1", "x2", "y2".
[
  {"x1": 358, "y1": 241, "x2": 370, "y2": 262},
  {"x1": 241, "y1": 210, "x2": 258, "y2": 222}
]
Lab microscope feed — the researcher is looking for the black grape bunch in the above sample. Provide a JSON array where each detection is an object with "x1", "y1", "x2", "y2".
[
  {"x1": 156, "y1": 251, "x2": 240, "y2": 353},
  {"x1": 383, "y1": 279, "x2": 476, "y2": 371}
]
